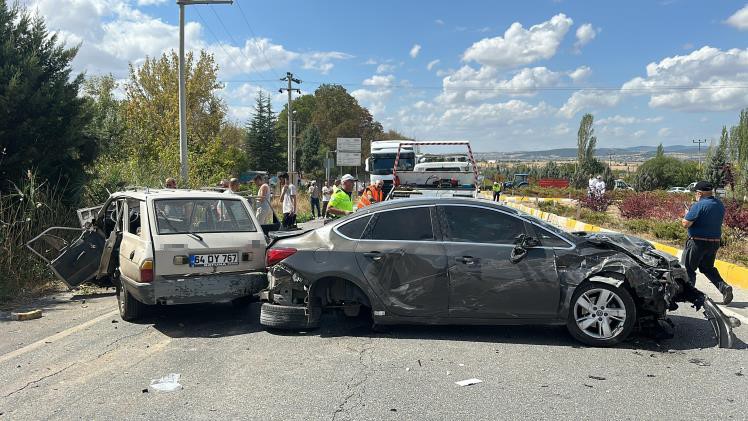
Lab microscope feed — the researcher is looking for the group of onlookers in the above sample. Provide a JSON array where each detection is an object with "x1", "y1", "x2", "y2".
[{"x1": 587, "y1": 175, "x2": 606, "y2": 197}]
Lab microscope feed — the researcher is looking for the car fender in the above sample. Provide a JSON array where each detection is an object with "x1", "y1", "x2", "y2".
[{"x1": 587, "y1": 275, "x2": 624, "y2": 289}]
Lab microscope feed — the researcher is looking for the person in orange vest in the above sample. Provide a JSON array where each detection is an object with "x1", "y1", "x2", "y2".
[{"x1": 357, "y1": 179, "x2": 385, "y2": 209}]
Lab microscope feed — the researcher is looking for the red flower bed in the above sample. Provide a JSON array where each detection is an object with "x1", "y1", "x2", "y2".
[
  {"x1": 724, "y1": 200, "x2": 748, "y2": 234},
  {"x1": 619, "y1": 192, "x2": 689, "y2": 220}
]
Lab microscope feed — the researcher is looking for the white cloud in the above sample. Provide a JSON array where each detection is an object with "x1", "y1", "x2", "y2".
[
  {"x1": 462, "y1": 13, "x2": 573, "y2": 69},
  {"x1": 726, "y1": 4, "x2": 748, "y2": 30},
  {"x1": 633, "y1": 130, "x2": 646, "y2": 138},
  {"x1": 137, "y1": 0, "x2": 167, "y2": 5},
  {"x1": 568, "y1": 65, "x2": 592, "y2": 82},
  {"x1": 352, "y1": 88, "x2": 392, "y2": 116},
  {"x1": 552, "y1": 123, "x2": 571, "y2": 135},
  {"x1": 658, "y1": 127, "x2": 672, "y2": 137},
  {"x1": 440, "y1": 100, "x2": 554, "y2": 126},
  {"x1": 621, "y1": 46, "x2": 748, "y2": 111},
  {"x1": 364, "y1": 58, "x2": 378, "y2": 65},
  {"x1": 435, "y1": 19, "x2": 445, "y2": 25},
  {"x1": 559, "y1": 90, "x2": 621, "y2": 118},
  {"x1": 363, "y1": 74, "x2": 395, "y2": 87},
  {"x1": 596, "y1": 115, "x2": 663, "y2": 125},
  {"x1": 409, "y1": 44, "x2": 422, "y2": 58},
  {"x1": 300, "y1": 51, "x2": 353, "y2": 74},
  {"x1": 376, "y1": 63, "x2": 396, "y2": 73},
  {"x1": 427, "y1": 59, "x2": 440, "y2": 71},
  {"x1": 210, "y1": 38, "x2": 299, "y2": 76},
  {"x1": 573, "y1": 23, "x2": 597, "y2": 52}
]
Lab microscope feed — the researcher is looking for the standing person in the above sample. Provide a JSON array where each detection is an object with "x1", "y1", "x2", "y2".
[
  {"x1": 588, "y1": 175, "x2": 596, "y2": 197},
  {"x1": 322, "y1": 181, "x2": 332, "y2": 218},
  {"x1": 492, "y1": 181, "x2": 502, "y2": 201},
  {"x1": 165, "y1": 177, "x2": 177, "y2": 189},
  {"x1": 357, "y1": 179, "x2": 384, "y2": 209},
  {"x1": 595, "y1": 175, "x2": 606, "y2": 197},
  {"x1": 327, "y1": 174, "x2": 356, "y2": 218},
  {"x1": 279, "y1": 173, "x2": 297, "y2": 229},
  {"x1": 224, "y1": 178, "x2": 240, "y2": 194},
  {"x1": 254, "y1": 174, "x2": 273, "y2": 224},
  {"x1": 681, "y1": 181, "x2": 733, "y2": 304},
  {"x1": 333, "y1": 178, "x2": 341, "y2": 193},
  {"x1": 309, "y1": 181, "x2": 321, "y2": 218}
]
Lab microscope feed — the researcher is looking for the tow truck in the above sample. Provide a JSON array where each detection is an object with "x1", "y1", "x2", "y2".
[{"x1": 386, "y1": 141, "x2": 481, "y2": 200}]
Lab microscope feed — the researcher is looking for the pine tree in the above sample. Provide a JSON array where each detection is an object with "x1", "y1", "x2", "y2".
[
  {"x1": 245, "y1": 91, "x2": 283, "y2": 173},
  {"x1": 705, "y1": 128, "x2": 728, "y2": 188},
  {"x1": 300, "y1": 125, "x2": 322, "y2": 175}
]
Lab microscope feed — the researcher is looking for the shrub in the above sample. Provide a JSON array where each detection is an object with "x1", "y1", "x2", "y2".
[
  {"x1": 580, "y1": 209, "x2": 611, "y2": 226},
  {"x1": 619, "y1": 191, "x2": 687, "y2": 220},
  {"x1": 723, "y1": 199, "x2": 748, "y2": 235},
  {"x1": 623, "y1": 219, "x2": 654, "y2": 234},
  {"x1": 580, "y1": 193, "x2": 613, "y2": 212},
  {"x1": 651, "y1": 221, "x2": 687, "y2": 242}
]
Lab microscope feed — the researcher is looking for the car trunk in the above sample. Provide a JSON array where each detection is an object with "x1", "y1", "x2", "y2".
[{"x1": 153, "y1": 232, "x2": 265, "y2": 278}]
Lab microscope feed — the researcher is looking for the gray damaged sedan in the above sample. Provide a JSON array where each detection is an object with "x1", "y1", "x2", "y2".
[{"x1": 259, "y1": 197, "x2": 739, "y2": 347}]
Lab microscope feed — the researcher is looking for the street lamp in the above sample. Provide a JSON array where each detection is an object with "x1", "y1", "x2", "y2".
[{"x1": 176, "y1": 0, "x2": 233, "y2": 185}]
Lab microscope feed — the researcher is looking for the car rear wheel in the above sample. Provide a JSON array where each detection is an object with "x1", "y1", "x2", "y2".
[
  {"x1": 566, "y1": 282, "x2": 636, "y2": 347},
  {"x1": 117, "y1": 279, "x2": 145, "y2": 321},
  {"x1": 260, "y1": 303, "x2": 320, "y2": 330}
]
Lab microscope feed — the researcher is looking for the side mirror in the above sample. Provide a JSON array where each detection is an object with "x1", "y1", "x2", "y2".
[
  {"x1": 364, "y1": 157, "x2": 370, "y2": 172},
  {"x1": 510, "y1": 234, "x2": 538, "y2": 264}
]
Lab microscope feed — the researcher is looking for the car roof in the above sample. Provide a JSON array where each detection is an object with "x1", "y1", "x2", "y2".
[
  {"x1": 109, "y1": 189, "x2": 242, "y2": 201},
  {"x1": 353, "y1": 197, "x2": 519, "y2": 216}
]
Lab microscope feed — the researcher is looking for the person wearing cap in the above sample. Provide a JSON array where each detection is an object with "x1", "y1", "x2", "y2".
[
  {"x1": 594, "y1": 175, "x2": 606, "y2": 197},
  {"x1": 492, "y1": 180, "x2": 502, "y2": 201},
  {"x1": 327, "y1": 174, "x2": 356, "y2": 218},
  {"x1": 681, "y1": 180, "x2": 733, "y2": 304}
]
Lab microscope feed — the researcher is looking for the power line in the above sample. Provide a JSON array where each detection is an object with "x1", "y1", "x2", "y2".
[
  {"x1": 193, "y1": 7, "x2": 247, "y2": 79},
  {"x1": 234, "y1": 0, "x2": 277, "y2": 74},
  {"x1": 208, "y1": 4, "x2": 273, "y2": 81}
]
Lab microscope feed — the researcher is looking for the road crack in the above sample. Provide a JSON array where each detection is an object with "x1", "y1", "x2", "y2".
[
  {"x1": 2, "y1": 363, "x2": 77, "y2": 398},
  {"x1": 331, "y1": 339, "x2": 375, "y2": 421}
]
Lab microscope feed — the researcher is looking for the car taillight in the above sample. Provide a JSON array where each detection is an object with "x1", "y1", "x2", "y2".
[
  {"x1": 266, "y1": 247, "x2": 297, "y2": 267},
  {"x1": 140, "y1": 259, "x2": 154, "y2": 283}
]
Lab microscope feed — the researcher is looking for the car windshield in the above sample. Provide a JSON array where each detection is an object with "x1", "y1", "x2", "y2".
[
  {"x1": 371, "y1": 153, "x2": 415, "y2": 175},
  {"x1": 154, "y1": 198, "x2": 256, "y2": 234}
]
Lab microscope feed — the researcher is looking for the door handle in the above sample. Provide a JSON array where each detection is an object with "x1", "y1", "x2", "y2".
[
  {"x1": 129, "y1": 250, "x2": 135, "y2": 260},
  {"x1": 363, "y1": 251, "x2": 382, "y2": 261},
  {"x1": 456, "y1": 256, "x2": 475, "y2": 265}
]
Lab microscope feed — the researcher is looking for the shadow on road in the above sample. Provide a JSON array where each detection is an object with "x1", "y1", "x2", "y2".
[
  {"x1": 135, "y1": 300, "x2": 265, "y2": 339},
  {"x1": 724, "y1": 301, "x2": 748, "y2": 309},
  {"x1": 267, "y1": 309, "x2": 747, "y2": 351}
]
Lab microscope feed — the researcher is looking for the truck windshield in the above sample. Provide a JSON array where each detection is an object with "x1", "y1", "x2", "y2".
[
  {"x1": 371, "y1": 154, "x2": 415, "y2": 175},
  {"x1": 154, "y1": 199, "x2": 256, "y2": 234}
]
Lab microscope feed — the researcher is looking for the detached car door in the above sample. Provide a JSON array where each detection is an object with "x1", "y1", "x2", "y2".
[
  {"x1": 354, "y1": 205, "x2": 448, "y2": 318},
  {"x1": 439, "y1": 204, "x2": 560, "y2": 319}
]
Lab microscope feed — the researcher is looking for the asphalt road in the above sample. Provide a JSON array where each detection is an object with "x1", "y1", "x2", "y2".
[{"x1": 1, "y1": 218, "x2": 746, "y2": 420}]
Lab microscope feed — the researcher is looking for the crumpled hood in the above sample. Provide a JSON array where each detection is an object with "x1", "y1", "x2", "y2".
[{"x1": 576, "y1": 232, "x2": 675, "y2": 268}]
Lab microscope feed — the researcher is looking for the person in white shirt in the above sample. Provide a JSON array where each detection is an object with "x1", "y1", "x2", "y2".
[
  {"x1": 588, "y1": 176, "x2": 596, "y2": 197},
  {"x1": 253, "y1": 174, "x2": 272, "y2": 224},
  {"x1": 279, "y1": 173, "x2": 297, "y2": 228},
  {"x1": 223, "y1": 178, "x2": 239, "y2": 194},
  {"x1": 595, "y1": 175, "x2": 606, "y2": 197},
  {"x1": 321, "y1": 181, "x2": 332, "y2": 218}
]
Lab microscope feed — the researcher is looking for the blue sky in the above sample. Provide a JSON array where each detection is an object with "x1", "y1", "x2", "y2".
[{"x1": 28, "y1": 0, "x2": 748, "y2": 151}]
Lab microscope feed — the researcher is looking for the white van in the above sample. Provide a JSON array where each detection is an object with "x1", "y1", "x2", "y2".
[{"x1": 28, "y1": 189, "x2": 268, "y2": 320}]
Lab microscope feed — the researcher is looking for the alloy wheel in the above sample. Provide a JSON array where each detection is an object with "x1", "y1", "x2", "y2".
[{"x1": 573, "y1": 288, "x2": 627, "y2": 339}]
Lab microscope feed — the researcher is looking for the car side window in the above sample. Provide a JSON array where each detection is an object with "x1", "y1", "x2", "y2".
[
  {"x1": 337, "y1": 216, "x2": 371, "y2": 240},
  {"x1": 442, "y1": 206, "x2": 526, "y2": 244},
  {"x1": 527, "y1": 224, "x2": 570, "y2": 248},
  {"x1": 367, "y1": 207, "x2": 434, "y2": 241}
]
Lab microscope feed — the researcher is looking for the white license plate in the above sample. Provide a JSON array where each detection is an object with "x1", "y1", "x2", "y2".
[{"x1": 189, "y1": 253, "x2": 239, "y2": 267}]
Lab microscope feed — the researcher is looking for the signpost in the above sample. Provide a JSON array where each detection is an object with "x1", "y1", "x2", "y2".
[{"x1": 336, "y1": 138, "x2": 362, "y2": 173}]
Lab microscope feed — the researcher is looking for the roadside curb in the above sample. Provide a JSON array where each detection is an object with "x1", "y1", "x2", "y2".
[{"x1": 487, "y1": 193, "x2": 748, "y2": 290}]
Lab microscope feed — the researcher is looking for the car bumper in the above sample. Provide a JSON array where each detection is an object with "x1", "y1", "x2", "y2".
[
  {"x1": 123, "y1": 272, "x2": 268, "y2": 305},
  {"x1": 703, "y1": 297, "x2": 740, "y2": 348}
]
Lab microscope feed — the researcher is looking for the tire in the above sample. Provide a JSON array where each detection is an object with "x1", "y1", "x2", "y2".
[
  {"x1": 566, "y1": 282, "x2": 636, "y2": 347},
  {"x1": 117, "y1": 279, "x2": 145, "y2": 321},
  {"x1": 260, "y1": 303, "x2": 320, "y2": 330}
]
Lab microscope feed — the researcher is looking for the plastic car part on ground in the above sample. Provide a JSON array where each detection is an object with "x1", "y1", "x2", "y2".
[{"x1": 148, "y1": 373, "x2": 183, "y2": 392}]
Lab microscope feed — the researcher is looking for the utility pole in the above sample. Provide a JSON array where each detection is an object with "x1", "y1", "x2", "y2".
[
  {"x1": 279, "y1": 72, "x2": 301, "y2": 183},
  {"x1": 177, "y1": 0, "x2": 232, "y2": 185},
  {"x1": 693, "y1": 138, "x2": 707, "y2": 169}
]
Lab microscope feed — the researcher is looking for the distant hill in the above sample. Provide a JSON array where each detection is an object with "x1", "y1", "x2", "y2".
[{"x1": 475, "y1": 145, "x2": 701, "y2": 161}]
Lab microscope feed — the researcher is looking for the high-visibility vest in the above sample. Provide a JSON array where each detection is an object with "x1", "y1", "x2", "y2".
[{"x1": 357, "y1": 185, "x2": 383, "y2": 209}]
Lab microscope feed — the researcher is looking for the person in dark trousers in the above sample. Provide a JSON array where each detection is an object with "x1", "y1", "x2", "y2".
[
  {"x1": 681, "y1": 181, "x2": 733, "y2": 304},
  {"x1": 492, "y1": 181, "x2": 502, "y2": 201}
]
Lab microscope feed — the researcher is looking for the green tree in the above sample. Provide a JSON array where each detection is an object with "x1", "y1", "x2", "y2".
[
  {"x1": 634, "y1": 145, "x2": 701, "y2": 191},
  {"x1": 300, "y1": 125, "x2": 323, "y2": 176},
  {"x1": 571, "y1": 113, "x2": 602, "y2": 188},
  {"x1": 246, "y1": 91, "x2": 283, "y2": 173},
  {"x1": 0, "y1": 2, "x2": 95, "y2": 194},
  {"x1": 82, "y1": 74, "x2": 125, "y2": 156},
  {"x1": 705, "y1": 128, "x2": 728, "y2": 187}
]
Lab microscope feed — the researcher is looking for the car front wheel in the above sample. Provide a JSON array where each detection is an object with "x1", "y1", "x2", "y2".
[{"x1": 566, "y1": 282, "x2": 636, "y2": 347}]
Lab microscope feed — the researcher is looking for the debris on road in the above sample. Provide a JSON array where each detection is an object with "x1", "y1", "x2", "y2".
[
  {"x1": 148, "y1": 373, "x2": 183, "y2": 393},
  {"x1": 455, "y1": 378, "x2": 482, "y2": 387},
  {"x1": 11, "y1": 309, "x2": 42, "y2": 321},
  {"x1": 688, "y1": 358, "x2": 711, "y2": 367},
  {"x1": 588, "y1": 375, "x2": 606, "y2": 381}
]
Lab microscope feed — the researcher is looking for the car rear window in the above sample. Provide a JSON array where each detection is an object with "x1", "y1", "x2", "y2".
[
  {"x1": 337, "y1": 216, "x2": 371, "y2": 239},
  {"x1": 154, "y1": 199, "x2": 256, "y2": 234}
]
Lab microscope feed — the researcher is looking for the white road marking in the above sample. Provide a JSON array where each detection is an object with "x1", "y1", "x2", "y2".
[
  {"x1": 718, "y1": 305, "x2": 748, "y2": 326},
  {"x1": 0, "y1": 310, "x2": 119, "y2": 365}
]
